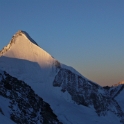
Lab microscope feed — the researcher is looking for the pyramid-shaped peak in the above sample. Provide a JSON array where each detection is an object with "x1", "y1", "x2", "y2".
[
  {"x1": 13, "y1": 30, "x2": 38, "y2": 46},
  {"x1": 0, "y1": 30, "x2": 39, "y2": 56}
]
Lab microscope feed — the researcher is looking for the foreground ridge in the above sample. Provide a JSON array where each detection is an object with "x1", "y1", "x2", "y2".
[{"x1": 0, "y1": 70, "x2": 62, "y2": 124}]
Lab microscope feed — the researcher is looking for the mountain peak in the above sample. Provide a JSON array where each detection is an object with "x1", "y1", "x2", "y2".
[
  {"x1": 13, "y1": 30, "x2": 38, "y2": 46},
  {"x1": 0, "y1": 30, "x2": 58, "y2": 71},
  {"x1": 0, "y1": 30, "x2": 38, "y2": 56}
]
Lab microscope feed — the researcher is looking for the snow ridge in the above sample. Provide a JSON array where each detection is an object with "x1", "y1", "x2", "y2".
[{"x1": 21, "y1": 30, "x2": 39, "y2": 46}]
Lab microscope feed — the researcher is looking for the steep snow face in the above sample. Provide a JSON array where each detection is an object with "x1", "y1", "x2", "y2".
[
  {"x1": 0, "y1": 30, "x2": 38, "y2": 55},
  {"x1": 0, "y1": 30, "x2": 54, "y2": 66},
  {"x1": 21, "y1": 30, "x2": 39, "y2": 46}
]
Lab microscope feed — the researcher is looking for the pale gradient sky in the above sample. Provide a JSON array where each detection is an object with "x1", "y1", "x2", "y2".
[{"x1": 0, "y1": 0, "x2": 124, "y2": 86}]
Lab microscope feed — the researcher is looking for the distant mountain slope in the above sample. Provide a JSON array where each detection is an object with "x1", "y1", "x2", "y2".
[
  {"x1": 113, "y1": 81, "x2": 124, "y2": 87},
  {"x1": 0, "y1": 30, "x2": 124, "y2": 124}
]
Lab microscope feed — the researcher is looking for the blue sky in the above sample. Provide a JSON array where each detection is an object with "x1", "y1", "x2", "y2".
[{"x1": 0, "y1": 0, "x2": 124, "y2": 86}]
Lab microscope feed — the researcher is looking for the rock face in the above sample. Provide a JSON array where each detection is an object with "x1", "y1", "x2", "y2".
[
  {"x1": 53, "y1": 68, "x2": 124, "y2": 123},
  {"x1": 0, "y1": 70, "x2": 62, "y2": 124}
]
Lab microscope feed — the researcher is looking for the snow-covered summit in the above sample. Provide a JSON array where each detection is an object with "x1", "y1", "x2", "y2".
[
  {"x1": 0, "y1": 30, "x2": 61, "y2": 84},
  {"x1": 0, "y1": 30, "x2": 39, "y2": 56},
  {"x1": 20, "y1": 30, "x2": 39, "y2": 46},
  {"x1": 0, "y1": 30, "x2": 55, "y2": 64}
]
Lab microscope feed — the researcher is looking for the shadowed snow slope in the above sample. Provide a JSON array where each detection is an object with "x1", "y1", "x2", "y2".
[
  {"x1": 0, "y1": 114, "x2": 15, "y2": 124},
  {"x1": 0, "y1": 30, "x2": 124, "y2": 124}
]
